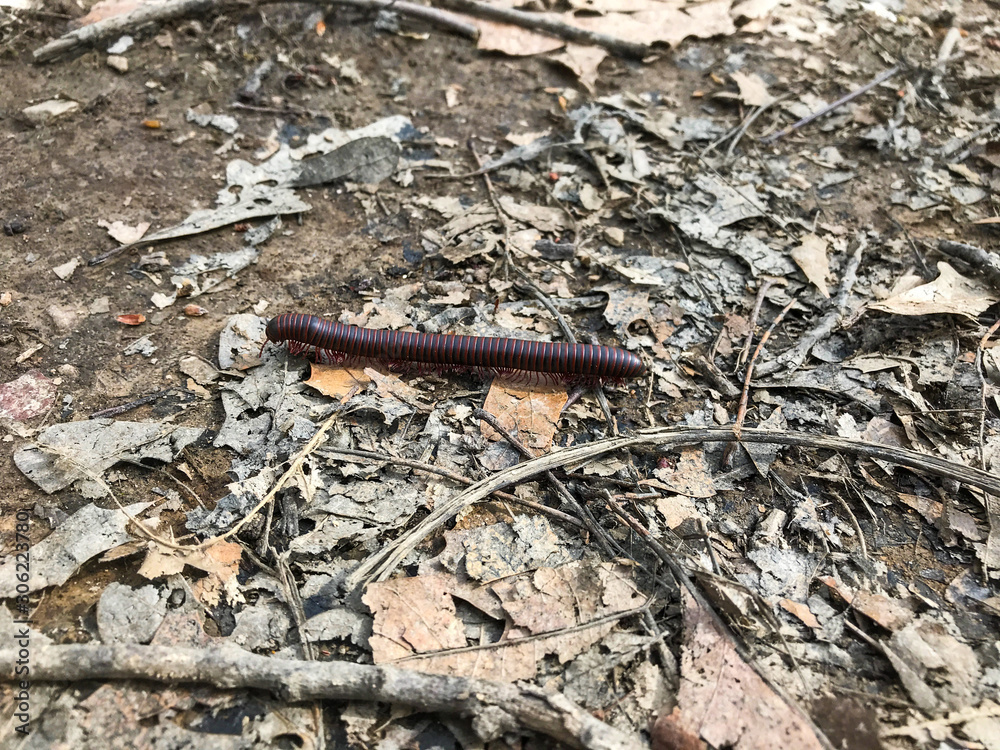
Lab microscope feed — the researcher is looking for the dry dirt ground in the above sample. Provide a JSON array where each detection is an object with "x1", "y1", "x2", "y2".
[{"x1": 1, "y1": 0, "x2": 1000, "y2": 748}]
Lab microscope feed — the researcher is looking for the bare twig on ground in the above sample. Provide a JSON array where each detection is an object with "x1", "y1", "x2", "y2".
[
  {"x1": 433, "y1": 0, "x2": 649, "y2": 59},
  {"x1": 34, "y1": 0, "x2": 222, "y2": 61},
  {"x1": 756, "y1": 235, "x2": 866, "y2": 377},
  {"x1": 0, "y1": 644, "x2": 644, "y2": 750},
  {"x1": 333, "y1": 0, "x2": 478, "y2": 38},
  {"x1": 760, "y1": 65, "x2": 903, "y2": 145},
  {"x1": 346, "y1": 425, "x2": 1000, "y2": 588},
  {"x1": 737, "y1": 278, "x2": 776, "y2": 368},
  {"x1": 701, "y1": 93, "x2": 793, "y2": 158},
  {"x1": 33, "y1": 0, "x2": 478, "y2": 61},
  {"x1": 942, "y1": 120, "x2": 1000, "y2": 161},
  {"x1": 731, "y1": 298, "x2": 797, "y2": 443},
  {"x1": 88, "y1": 388, "x2": 175, "y2": 419},
  {"x1": 677, "y1": 353, "x2": 741, "y2": 399},
  {"x1": 394, "y1": 599, "x2": 654, "y2": 665}
]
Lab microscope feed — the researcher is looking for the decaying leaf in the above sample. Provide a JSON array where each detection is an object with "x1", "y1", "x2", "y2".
[
  {"x1": 364, "y1": 561, "x2": 642, "y2": 681},
  {"x1": 730, "y1": 71, "x2": 774, "y2": 107},
  {"x1": 0, "y1": 502, "x2": 152, "y2": 596},
  {"x1": 819, "y1": 577, "x2": 916, "y2": 631},
  {"x1": 14, "y1": 420, "x2": 204, "y2": 495},
  {"x1": 138, "y1": 541, "x2": 244, "y2": 607},
  {"x1": 481, "y1": 382, "x2": 568, "y2": 452},
  {"x1": 870, "y1": 262, "x2": 999, "y2": 318},
  {"x1": 551, "y1": 44, "x2": 608, "y2": 93},
  {"x1": 305, "y1": 363, "x2": 372, "y2": 398},
  {"x1": 672, "y1": 589, "x2": 827, "y2": 749}
]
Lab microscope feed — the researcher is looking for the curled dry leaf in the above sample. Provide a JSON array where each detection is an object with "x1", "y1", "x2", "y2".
[
  {"x1": 116, "y1": 313, "x2": 146, "y2": 326},
  {"x1": 183, "y1": 304, "x2": 208, "y2": 317}
]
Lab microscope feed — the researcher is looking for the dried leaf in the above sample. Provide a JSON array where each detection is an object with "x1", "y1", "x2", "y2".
[
  {"x1": 870, "y1": 262, "x2": 999, "y2": 318},
  {"x1": 304, "y1": 363, "x2": 371, "y2": 398},
  {"x1": 481, "y1": 382, "x2": 568, "y2": 452},
  {"x1": 730, "y1": 71, "x2": 774, "y2": 107},
  {"x1": 98, "y1": 219, "x2": 151, "y2": 245},
  {"x1": 790, "y1": 233, "x2": 830, "y2": 298},
  {"x1": 138, "y1": 541, "x2": 243, "y2": 607},
  {"x1": 550, "y1": 44, "x2": 608, "y2": 93},
  {"x1": 674, "y1": 589, "x2": 827, "y2": 749}
]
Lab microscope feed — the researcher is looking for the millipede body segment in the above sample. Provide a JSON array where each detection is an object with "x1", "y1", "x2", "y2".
[{"x1": 265, "y1": 313, "x2": 645, "y2": 380}]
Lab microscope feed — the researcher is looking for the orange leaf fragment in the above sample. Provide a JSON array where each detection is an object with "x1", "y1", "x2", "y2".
[{"x1": 116, "y1": 314, "x2": 146, "y2": 326}]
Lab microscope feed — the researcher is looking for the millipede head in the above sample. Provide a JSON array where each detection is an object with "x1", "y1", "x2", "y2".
[{"x1": 265, "y1": 317, "x2": 284, "y2": 344}]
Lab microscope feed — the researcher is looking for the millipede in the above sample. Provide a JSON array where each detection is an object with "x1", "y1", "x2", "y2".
[{"x1": 264, "y1": 313, "x2": 645, "y2": 382}]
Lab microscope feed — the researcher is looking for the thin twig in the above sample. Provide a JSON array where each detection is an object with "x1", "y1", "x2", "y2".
[
  {"x1": 732, "y1": 298, "x2": 797, "y2": 442},
  {"x1": 394, "y1": 598, "x2": 654, "y2": 664},
  {"x1": 33, "y1": 0, "x2": 478, "y2": 61},
  {"x1": 469, "y1": 141, "x2": 514, "y2": 278},
  {"x1": 88, "y1": 389, "x2": 175, "y2": 419},
  {"x1": 433, "y1": 0, "x2": 649, "y2": 59},
  {"x1": 332, "y1": 0, "x2": 478, "y2": 38},
  {"x1": 761, "y1": 65, "x2": 903, "y2": 145},
  {"x1": 738, "y1": 278, "x2": 775, "y2": 368}
]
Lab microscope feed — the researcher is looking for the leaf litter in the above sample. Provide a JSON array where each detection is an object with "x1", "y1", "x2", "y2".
[{"x1": 5, "y1": 0, "x2": 1000, "y2": 748}]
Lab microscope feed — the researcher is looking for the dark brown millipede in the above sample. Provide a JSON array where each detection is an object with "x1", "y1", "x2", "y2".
[{"x1": 264, "y1": 313, "x2": 645, "y2": 381}]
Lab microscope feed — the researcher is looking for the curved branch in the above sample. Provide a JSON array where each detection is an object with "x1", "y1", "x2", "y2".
[{"x1": 348, "y1": 425, "x2": 1000, "y2": 587}]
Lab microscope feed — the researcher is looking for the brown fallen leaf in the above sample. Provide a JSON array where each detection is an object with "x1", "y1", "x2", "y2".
[
  {"x1": 870, "y1": 262, "x2": 999, "y2": 318},
  {"x1": 674, "y1": 588, "x2": 827, "y2": 749},
  {"x1": 363, "y1": 573, "x2": 469, "y2": 663},
  {"x1": 364, "y1": 562, "x2": 642, "y2": 681},
  {"x1": 481, "y1": 382, "x2": 568, "y2": 452},
  {"x1": 550, "y1": 43, "x2": 609, "y2": 93},
  {"x1": 818, "y1": 576, "x2": 916, "y2": 631},
  {"x1": 730, "y1": 71, "x2": 774, "y2": 107},
  {"x1": 471, "y1": 15, "x2": 565, "y2": 55},
  {"x1": 304, "y1": 362, "x2": 371, "y2": 398},
  {"x1": 778, "y1": 598, "x2": 821, "y2": 629}
]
